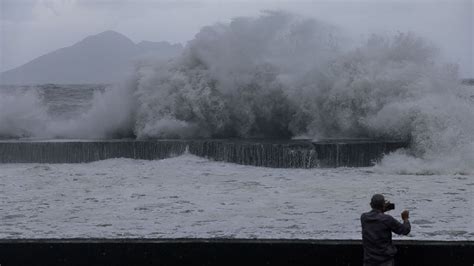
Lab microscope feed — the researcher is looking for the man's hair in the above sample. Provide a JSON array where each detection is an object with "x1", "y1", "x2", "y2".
[{"x1": 370, "y1": 194, "x2": 385, "y2": 210}]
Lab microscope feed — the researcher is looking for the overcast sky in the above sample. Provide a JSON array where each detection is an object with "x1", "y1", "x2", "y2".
[{"x1": 1, "y1": 0, "x2": 472, "y2": 77}]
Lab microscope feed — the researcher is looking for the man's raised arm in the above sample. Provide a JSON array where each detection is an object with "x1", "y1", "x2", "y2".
[{"x1": 388, "y1": 210, "x2": 411, "y2": 235}]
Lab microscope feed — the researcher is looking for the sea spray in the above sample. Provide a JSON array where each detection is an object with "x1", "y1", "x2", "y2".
[
  {"x1": 49, "y1": 83, "x2": 135, "y2": 138},
  {"x1": 0, "y1": 84, "x2": 134, "y2": 139},
  {"x1": 0, "y1": 11, "x2": 472, "y2": 174},
  {"x1": 128, "y1": 12, "x2": 473, "y2": 173},
  {"x1": 0, "y1": 89, "x2": 50, "y2": 138},
  {"x1": 132, "y1": 11, "x2": 340, "y2": 139}
]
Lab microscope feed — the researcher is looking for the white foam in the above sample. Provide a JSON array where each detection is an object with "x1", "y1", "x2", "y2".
[
  {"x1": 0, "y1": 156, "x2": 472, "y2": 239},
  {"x1": 0, "y1": 84, "x2": 134, "y2": 139},
  {"x1": 0, "y1": 89, "x2": 51, "y2": 138},
  {"x1": 1, "y1": 12, "x2": 473, "y2": 174},
  {"x1": 129, "y1": 12, "x2": 474, "y2": 174}
]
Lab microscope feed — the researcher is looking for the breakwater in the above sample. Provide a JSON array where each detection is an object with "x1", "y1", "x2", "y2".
[
  {"x1": 0, "y1": 139, "x2": 408, "y2": 167},
  {"x1": 0, "y1": 239, "x2": 471, "y2": 266}
]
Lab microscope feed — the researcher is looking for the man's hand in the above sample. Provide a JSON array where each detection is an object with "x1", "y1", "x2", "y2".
[{"x1": 401, "y1": 210, "x2": 409, "y2": 221}]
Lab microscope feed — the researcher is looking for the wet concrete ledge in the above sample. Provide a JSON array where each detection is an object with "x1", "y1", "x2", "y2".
[
  {"x1": 0, "y1": 139, "x2": 408, "y2": 167},
  {"x1": 0, "y1": 239, "x2": 471, "y2": 266}
]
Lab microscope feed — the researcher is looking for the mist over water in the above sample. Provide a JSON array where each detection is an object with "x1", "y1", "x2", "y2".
[
  {"x1": 0, "y1": 84, "x2": 134, "y2": 139},
  {"x1": 1, "y1": 12, "x2": 473, "y2": 174}
]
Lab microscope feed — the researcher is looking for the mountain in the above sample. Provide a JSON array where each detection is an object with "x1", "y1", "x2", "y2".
[{"x1": 0, "y1": 31, "x2": 183, "y2": 84}]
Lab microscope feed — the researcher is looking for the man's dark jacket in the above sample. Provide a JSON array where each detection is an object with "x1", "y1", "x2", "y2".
[{"x1": 361, "y1": 209, "x2": 411, "y2": 264}]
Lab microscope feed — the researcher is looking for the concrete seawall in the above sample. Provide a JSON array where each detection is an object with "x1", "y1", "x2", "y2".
[
  {"x1": 0, "y1": 139, "x2": 408, "y2": 167},
  {"x1": 0, "y1": 239, "x2": 471, "y2": 266},
  {"x1": 0, "y1": 140, "x2": 188, "y2": 164}
]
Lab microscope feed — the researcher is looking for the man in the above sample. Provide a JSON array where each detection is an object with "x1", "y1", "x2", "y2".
[{"x1": 361, "y1": 194, "x2": 411, "y2": 266}]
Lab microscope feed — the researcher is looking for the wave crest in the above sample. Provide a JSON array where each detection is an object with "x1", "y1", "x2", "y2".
[{"x1": 1, "y1": 12, "x2": 472, "y2": 174}]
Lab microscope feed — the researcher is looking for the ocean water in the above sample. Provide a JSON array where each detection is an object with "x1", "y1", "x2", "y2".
[
  {"x1": 0, "y1": 12, "x2": 473, "y2": 239},
  {"x1": 0, "y1": 84, "x2": 106, "y2": 119},
  {"x1": 1, "y1": 12, "x2": 474, "y2": 175},
  {"x1": 0, "y1": 155, "x2": 472, "y2": 240},
  {"x1": 0, "y1": 83, "x2": 134, "y2": 139},
  {"x1": 0, "y1": 84, "x2": 472, "y2": 240}
]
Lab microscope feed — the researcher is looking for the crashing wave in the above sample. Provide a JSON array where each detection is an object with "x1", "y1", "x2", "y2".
[{"x1": 1, "y1": 11, "x2": 472, "y2": 174}]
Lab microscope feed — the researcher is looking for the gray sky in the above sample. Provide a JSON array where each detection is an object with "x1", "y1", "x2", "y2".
[{"x1": 1, "y1": 0, "x2": 472, "y2": 77}]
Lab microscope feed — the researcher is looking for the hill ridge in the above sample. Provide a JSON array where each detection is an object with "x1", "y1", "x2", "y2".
[{"x1": 0, "y1": 31, "x2": 183, "y2": 85}]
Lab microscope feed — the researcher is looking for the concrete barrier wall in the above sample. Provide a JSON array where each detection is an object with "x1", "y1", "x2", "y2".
[
  {"x1": 0, "y1": 139, "x2": 408, "y2": 167},
  {"x1": 0, "y1": 239, "x2": 472, "y2": 266},
  {"x1": 188, "y1": 140, "x2": 319, "y2": 168},
  {"x1": 311, "y1": 140, "x2": 407, "y2": 167},
  {"x1": 0, "y1": 140, "x2": 189, "y2": 163}
]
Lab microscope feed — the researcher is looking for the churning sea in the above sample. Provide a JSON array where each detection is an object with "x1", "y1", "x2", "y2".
[{"x1": 0, "y1": 84, "x2": 472, "y2": 240}]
